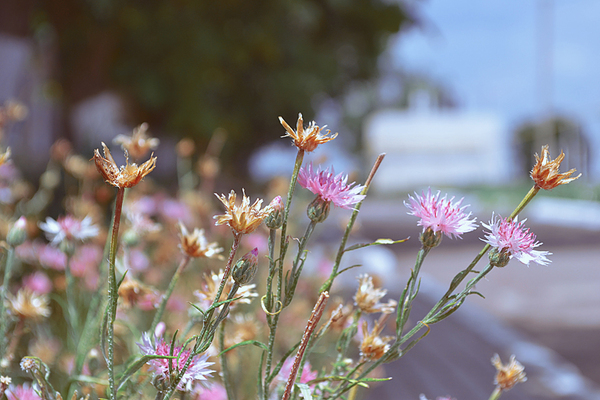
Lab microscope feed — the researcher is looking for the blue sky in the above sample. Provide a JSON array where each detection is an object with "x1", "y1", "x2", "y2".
[{"x1": 390, "y1": 0, "x2": 600, "y2": 179}]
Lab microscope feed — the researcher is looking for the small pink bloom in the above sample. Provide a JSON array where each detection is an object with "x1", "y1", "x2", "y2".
[
  {"x1": 39, "y1": 215, "x2": 99, "y2": 246},
  {"x1": 405, "y1": 188, "x2": 477, "y2": 239},
  {"x1": 23, "y1": 272, "x2": 53, "y2": 294},
  {"x1": 277, "y1": 358, "x2": 318, "y2": 389},
  {"x1": 298, "y1": 163, "x2": 365, "y2": 209},
  {"x1": 137, "y1": 333, "x2": 214, "y2": 391},
  {"x1": 192, "y1": 383, "x2": 227, "y2": 400},
  {"x1": 481, "y1": 214, "x2": 551, "y2": 266},
  {"x1": 6, "y1": 383, "x2": 42, "y2": 400},
  {"x1": 38, "y1": 244, "x2": 67, "y2": 270}
]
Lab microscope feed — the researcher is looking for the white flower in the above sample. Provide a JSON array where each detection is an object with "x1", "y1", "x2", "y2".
[{"x1": 39, "y1": 215, "x2": 99, "y2": 246}]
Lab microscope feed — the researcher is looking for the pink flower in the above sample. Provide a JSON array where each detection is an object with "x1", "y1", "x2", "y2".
[
  {"x1": 405, "y1": 188, "x2": 477, "y2": 239},
  {"x1": 38, "y1": 244, "x2": 67, "y2": 270},
  {"x1": 192, "y1": 383, "x2": 227, "y2": 400},
  {"x1": 298, "y1": 163, "x2": 365, "y2": 209},
  {"x1": 481, "y1": 214, "x2": 551, "y2": 266},
  {"x1": 6, "y1": 383, "x2": 41, "y2": 400},
  {"x1": 137, "y1": 333, "x2": 214, "y2": 391},
  {"x1": 39, "y1": 215, "x2": 99, "y2": 246},
  {"x1": 23, "y1": 272, "x2": 53, "y2": 294},
  {"x1": 277, "y1": 358, "x2": 318, "y2": 389}
]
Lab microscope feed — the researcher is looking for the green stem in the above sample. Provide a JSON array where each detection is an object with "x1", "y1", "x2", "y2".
[
  {"x1": 488, "y1": 386, "x2": 502, "y2": 400},
  {"x1": 283, "y1": 220, "x2": 317, "y2": 307},
  {"x1": 264, "y1": 229, "x2": 278, "y2": 317},
  {"x1": 320, "y1": 154, "x2": 385, "y2": 293},
  {"x1": 509, "y1": 186, "x2": 540, "y2": 220},
  {"x1": 219, "y1": 322, "x2": 236, "y2": 400},
  {"x1": 64, "y1": 252, "x2": 80, "y2": 347},
  {"x1": 0, "y1": 246, "x2": 15, "y2": 362},
  {"x1": 150, "y1": 255, "x2": 191, "y2": 334},
  {"x1": 105, "y1": 187, "x2": 125, "y2": 400},
  {"x1": 163, "y1": 233, "x2": 242, "y2": 400},
  {"x1": 397, "y1": 247, "x2": 430, "y2": 335}
]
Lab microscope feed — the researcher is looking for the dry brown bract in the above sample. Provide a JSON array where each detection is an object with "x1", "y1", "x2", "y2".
[
  {"x1": 531, "y1": 145, "x2": 581, "y2": 190},
  {"x1": 279, "y1": 113, "x2": 337, "y2": 152},
  {"x1": 359, "y1": 316, "x2": 393, "y2": 362},
  {"x1": 354, "y1": 274, "x2": 397, "y2": 314},
  {"x1": 179, "y1": 222, "x2": 224, "y2": 259},
  {"x1": 93, "y1": 142, "x2": 156, "y2": 188},
  {"x1": 8, "y1": 288, "x2": 51, "y2": 321},
  {"x1": 492, "y1": 354, "x2": 527, "y2": 391},
  {"x1": 113, "y1": 123, "x2": 160, "y2": 160},
  {"x1": 0, "y1": 148, "x2": 10, "y2": 167},
  {"x1": 214, "y1": 190, "x2": 272, "y2": 235}
]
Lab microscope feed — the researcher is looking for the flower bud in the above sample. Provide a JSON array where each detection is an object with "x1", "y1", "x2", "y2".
[
  {"x1": 489, "y1": 247, "x2": 510, "y2": 268},
  {"x1": 307, "y1": 196, "x2": 331, "y2": 223},
  {"x1": 232, "y1": 248, "x2": 259, "y2": 285},
  {"x1": 419, "y1": 227, "x2": 442, "y2": 249},
  {"x1": 264, "y1": 196, "x2": 284, "y2": 229},
  {"x1": 122, "y1": 229, "x2": 140, "y2": 247},
  {"x1": 7, "y1": 216, "x2": 28, "y2": 247}
]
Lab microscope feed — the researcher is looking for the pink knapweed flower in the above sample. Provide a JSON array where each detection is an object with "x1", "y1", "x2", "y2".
[
  {"x1": 6, "y1": 383, "x2": 41, "y2": 400},
  {"x1": 298, "y1": 163, "x2": 365, "y2": 209},
  {"x1": 23, "y1": 272, "x2": 53, "y2": 294},
  {"x1": 192, "y1": 383, "x2": 227, "y2": 400},
  {"x1": 137, "y1": 332, "x2": 214, "y2": 391},
  {"x1": 39, "y1": 215, "x2": 99, "y2": 246},
  {"x1": 277, "y1": 358, "x2": 318, "y2": 389},
  {"x1": 405, "y1": 188, "x2": 477, "y2": 239},
  {"x1": 481, "y1": 214, "x2": 551, "y2": 266}
]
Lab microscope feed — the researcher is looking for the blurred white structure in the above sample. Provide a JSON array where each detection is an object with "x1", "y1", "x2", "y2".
[{"x1": 364, "y1": 108, "x2": 513, "y2": 192}]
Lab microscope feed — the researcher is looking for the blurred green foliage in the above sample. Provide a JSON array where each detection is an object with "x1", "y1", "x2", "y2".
[{"x1": 39, "y1": 0, "x2": 416, "y2": 169}]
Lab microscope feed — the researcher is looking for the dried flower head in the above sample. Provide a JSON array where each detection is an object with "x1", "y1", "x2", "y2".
[
  {"x1": 93, "y1": 142, "x2": 156, "y2": 188},
  {"x1": 8, "y1": 288, "x2": 51, "y2": 320},
  {"x1": 492, "y1": 354, "x2": 527, "y2": 391},
  {"x1": 179, "y1": 222, "x2": 223, "y2": 259},
  {"x1": 39, "y1": 215, "x2": 99, "y2": 246},
  {"x1": 0, "y1": 148, "x2": 10, "y2": 167},
  {"x1": 298, "y1": 163, "x2": 366, "y2": 210},
  {"x1": 118, "y1": 279, "x2": 159, "y2": 309},
  {"x1": 531, "y1": 145, "x2": 581, "y2": 190},
  {"x1": 279, "y1": 113, "x2": 337, "y2": 152},
  {"x1": 137, "y1": 333, "x2": 213, "y2": 391},
  {"x1": 194, "y1": 269, "x2": 258, "y2": 311},
  {"x1": 113, "y1": 123, "x2": 160, "y2": 160},
  {"x1": 405, "y1": 188, "x2": 478, "y2": 239},
  {"x1": 224, "y1": 314, "x2": 261, "y2": 348},
  {"x1": 359, "y1": 316, "x2": 393, "y2": 362},
  {"x1": 354, "y1": 274, "x2": 397, "y2": 314},
  {"x1": 482, "y1": 214, "x2": 551, "y2": 266},
  {"x1": 214, "y1": 190, "x2": 272, "y2": 235}
]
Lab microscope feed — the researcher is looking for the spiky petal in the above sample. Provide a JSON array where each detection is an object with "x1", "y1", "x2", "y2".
[
  {"x1": 298, "y1": 163, "x2": 365, "y2": 209},
  {"x1": 405, "y1": 188, "x2": 477, "y2": 239},
  {"x1": 481, "y1": 214, "x2": 551, "y2": 266},
  {"x1": 214, "y1": 190, "x2": 272, "y2": 235},
  {"x1": 531, "y1": 145, "x2": 581, "y2": 190},
  {"x1": 279, "y1": 113, "x2": 337, "y2": 152}
]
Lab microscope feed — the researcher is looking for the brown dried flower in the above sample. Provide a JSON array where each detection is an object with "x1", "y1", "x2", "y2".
[
  {"x1": 214, "y1": 190, "x2": 272, "y2": 235},
  {"x1": 113, "y1": 123, "x2": 159, "y2": 160},
  {"x1": 354, "y1": 274, "x2": 397, "y2": 314},
  {"x1": 93, "y1": 142, "x2": 156, "y2": 188},
  {"x1": 279, "y1": 113, "x2": 337, "y2": 152},
  {"x1": 194, "y1": 269, "x2": 258, "y2": 311},
  {"x1": 0, "y1": 148, "x2": 10, "y2": 167},
  {"x1": 179, "y1": 222, "x2": 223, "y2": 259},
  {"x1": 8, "y1": 288, "x2": 51, "y2": 320},
  {"x1": 118, "y1": 279, "x2": 159, "y2": 309},
  {"x1": 492, "y1": 354, "x2": 527, "y2": 391},
  {"x1": 530, "y1": 145, "x2": 581, "y2": 190},
  {"x1": 359, "y1": 316, "x2": 393, "y2": 362}
]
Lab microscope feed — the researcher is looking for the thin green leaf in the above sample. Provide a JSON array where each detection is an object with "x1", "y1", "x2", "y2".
[
  {"x1": 217, "y1": 340, "x2": 268, "y2": 356},
  {"x1": 296, "y1": 383, "x2": 313, "y2": 400},
  {"x1": 344, "y1": 237, "x2": 409, "y2": 252},
  {"x1": 116, "y1": 355, "x2": 177, "y2": 390}
]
